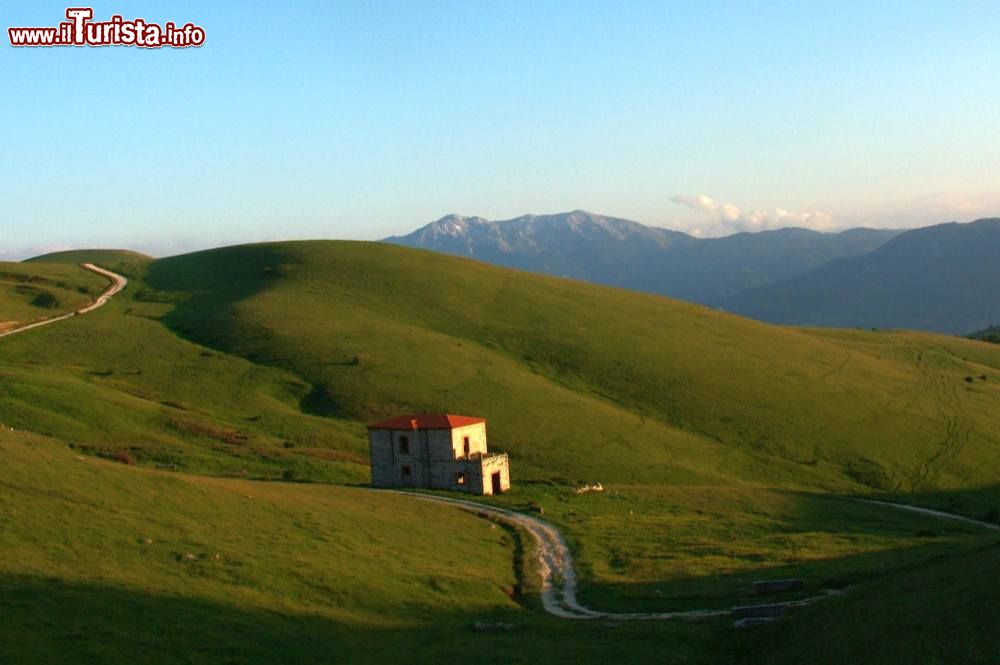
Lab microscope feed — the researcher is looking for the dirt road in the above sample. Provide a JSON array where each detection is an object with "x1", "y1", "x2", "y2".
[
  {"x1": 0, "y1": 263, "x2": 127, "y2": 339},
  {"x1": 860, "y1": 499, "x2": 1000, "y2": 531},
  {"x1": 390, "y1": 490, "x2": 999, "y2": 621}
]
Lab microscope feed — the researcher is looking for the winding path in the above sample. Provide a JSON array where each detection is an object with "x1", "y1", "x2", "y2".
[
  {"x1": 388, "y1": 489, "x2": 999, "y2": 620},
  {"x1": 0, "y1": 263, "x2": 127, "y2": 339}
]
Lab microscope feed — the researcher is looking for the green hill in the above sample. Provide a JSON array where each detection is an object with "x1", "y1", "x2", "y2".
[
  {"x1": 144, "y1": 241, "x2": 1000, "y2": 498},
  {"x1": 3, "y1": 429, "x2": 712, "y2": 664},
  {"x1": 0, "y1": 261, "x2": 108, "y2": 330},
  {"x1": 728, "y1": 537, "x2": 1000, "y2": 664},
  {"x1": 26, "y1": 248, "x2": 152, "y2": 271},
  {"x1": 3, "y1": 242, "x2": 1000, "y2": 663}
]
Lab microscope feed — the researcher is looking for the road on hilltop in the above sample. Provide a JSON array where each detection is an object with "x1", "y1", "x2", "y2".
[{"x1": 0, "y1": 263, "x2": 128, "y2": 339}]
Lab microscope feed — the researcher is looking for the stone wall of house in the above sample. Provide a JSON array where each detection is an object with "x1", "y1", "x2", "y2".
[
  {"x1": 478, "y1": 453, "x2": 511, "y2": 495},
  {"x1": 368, "y1": 423, "x2": 510, "y2": 495},
  {"x1": 369, "y1": 427, "x2": 464, "y2": 488},
  {"x1": 448, "y1": 423, "x2": 488, "y2": 459},
  {"x1": 368, "y1": 429, "x2": 397, "y2": 487}
]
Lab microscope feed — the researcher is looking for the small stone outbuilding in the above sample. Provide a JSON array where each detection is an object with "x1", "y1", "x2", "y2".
[{"x1": 367, "y1": 414, "x2": 510, "y2": 495}]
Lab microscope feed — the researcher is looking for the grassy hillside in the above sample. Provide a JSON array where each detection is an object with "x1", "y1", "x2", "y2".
[
  {"x1": 145, "y1": 241, "x2": 1000, "y2": 499},
  {"x1": 545, "y1": 485, "x2": 989, "y2": 614},
  {"x1": 0, "y1": 271, "x2": 368, "y2": 484},
  {"x1": 0, "y1": 430, "x2": 711, "y2": 664},
  {"x1": 728, "y1": 536, "x2": 1000, "y2": 664},
  {"x1": 4, "y1": 243, "x2": 1000, "y2": 662},
  {"x1": 138, "y1": 241, "x2": 1000, "y2": 620},
  {"x1": 0, "y1": 261, "x2": 108, "y2": 330},
  {"x1": 26, "y1": 248, "x2": 152, "y2": 273},
  {"x1": 2, "y1": 251, "x2": 379, "y2": 485}
]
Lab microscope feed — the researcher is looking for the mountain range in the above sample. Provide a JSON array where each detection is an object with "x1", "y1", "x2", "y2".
[
  {"x1": 385, "y1": 211, "x2": 1000, "y2": 334},
  {"x1": 384, "y1": 211, "x2": 898, "y2": 305},
  {"x1": 724, "y1": 218, "x2": 1000, "y2": 334}
]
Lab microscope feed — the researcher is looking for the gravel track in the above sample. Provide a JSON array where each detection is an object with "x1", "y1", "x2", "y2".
[
  {"x1": 386, "y1": 490, "x2": 998, "y2": 620},
  {"x1": 0, "y1": 263, "x2": 127, "y2": 339}
]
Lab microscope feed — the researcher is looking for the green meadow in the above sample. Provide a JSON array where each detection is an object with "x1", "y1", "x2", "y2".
[
  {"x1": 0, "y1": 430, "x2": 717, "y2": 664},
  {"x1": 2, "y1": 242, "x2": 1000, "y2": 663},
  {"x1": 0, "y1": 261, "x2": 108, "y2": 330}
]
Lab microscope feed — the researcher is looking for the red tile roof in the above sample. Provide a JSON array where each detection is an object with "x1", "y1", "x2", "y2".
[{"x1": 367, "y1": 414, "x2": 486, "y2": 430}]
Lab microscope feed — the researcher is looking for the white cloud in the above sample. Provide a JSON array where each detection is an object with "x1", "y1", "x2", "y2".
[{"x1": 670, "y1": 194, "x2": 839, "y2": 236}]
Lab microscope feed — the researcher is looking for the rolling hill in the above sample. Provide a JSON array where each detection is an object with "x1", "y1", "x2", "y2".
[
  {"x1": 137, "y1": 240, "x2": 1000, "y2": 498},
  {"x1": 4, "y1": 429, "x2": 700, "y2": 665},
  {"x1": 0, "y1": 261, "x2": 108, "y2": 331},
  {"x1": 724, "y1": 218, "x2": 1000, "y2": 334},
  {"x1": 4, "y1": 242, "x2": 1000, "y2": 663},
  {"x1": 384, "y1": 211, "x2": 898, "y2": 304}
]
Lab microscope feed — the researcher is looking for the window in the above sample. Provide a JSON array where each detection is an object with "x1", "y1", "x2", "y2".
[
  {"x1": 401, "y1": 465, "x2": 411, "y2": 476},
  {"x1": 399, "y1": 435, "x2": 409, "y2": 455},
  {"x1": 463, "y1": 436, "x2": 470, "y2": 457},
  {"x1": 456, "y1": 473, "x2": 466, "y2": 485}
]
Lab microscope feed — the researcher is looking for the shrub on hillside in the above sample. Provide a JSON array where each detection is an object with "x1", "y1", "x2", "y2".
[
  {"x1": 108, "y1": 450, "x2": 137, "y2": 466},
  {"x1": 30, "y1": 292, "x2": 59, "y2": 309}
]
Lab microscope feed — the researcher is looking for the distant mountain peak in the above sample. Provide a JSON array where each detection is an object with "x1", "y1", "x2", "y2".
[
  {"x1": 383, "y1": 210, "x2": 900, "y2": 305},
  {"x1": 422, "y1": 214, "x2": 489, "y2": 238}
]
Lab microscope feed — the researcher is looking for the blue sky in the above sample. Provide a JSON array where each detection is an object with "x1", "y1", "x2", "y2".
[{"x1": 3, "y1": 1, "x2": 1000, "y2": 257}]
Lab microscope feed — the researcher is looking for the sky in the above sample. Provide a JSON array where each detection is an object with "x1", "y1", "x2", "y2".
[{"x1": 3, "y1": 1, "x2": 1000, "y2": 258}]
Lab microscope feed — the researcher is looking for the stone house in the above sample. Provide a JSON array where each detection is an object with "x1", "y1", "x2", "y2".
[{"x1": 367, "y1": 414, "x2": 510, "y2": 495}]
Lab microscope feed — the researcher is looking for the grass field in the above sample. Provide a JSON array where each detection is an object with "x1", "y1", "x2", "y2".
[
  {"x1": 728, "y1": 535, "x2": 1000, "y2": 664},
  {"x1": 0, "y1": 261, "x2": 108, "y2": 330},
  {"x1": 3, "y1": 243, "x2": 1000, "y2": 663},
  {"x1": 0, "y1": 430, "x2": 715, "y2": 664},
  {"x1": 143, "y1": 242, "x2": 1000, "y2": 500},
  {"x1": 500, "y1": 484, "x2": 990, "y2": 614}
]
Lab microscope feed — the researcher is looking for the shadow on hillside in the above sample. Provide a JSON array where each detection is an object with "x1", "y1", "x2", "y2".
[
  {"x1": 0, "y1": 574, "x2": 711, "y2": 665},
  {"x1": 724, "y1": 538, "x2": 1000, "y2": 665},
  {"x1": 144, "y1": 244, "x2": 352, "y2": 421},
  {"x1": 144, "y1": 244, "x2": 291, "y2": 348},
  {"x1": 577, "y1": 535, "x2": 992, "y2": 616},
  {"x1": 571, "y1": 486, "x2": 1000, "y2": 615},
  {"x1": 857, "y1": 484, "x2": 1000, "y2": 524}
]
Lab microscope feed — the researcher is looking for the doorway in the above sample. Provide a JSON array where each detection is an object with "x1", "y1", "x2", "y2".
[{"x1": 491, "y1": 471, "x2": 502, "y2": 495}]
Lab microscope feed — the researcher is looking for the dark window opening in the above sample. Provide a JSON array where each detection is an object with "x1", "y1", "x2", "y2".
[
  {"x1": 463, "y1": 436, "x2": 471, "y2": 457},
  {"x1": 401, "y1": 465, "x2": 411, "y2": 476},
  {"x1": 399, "y1": 435, "x2": 410, "y2": 455}
]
